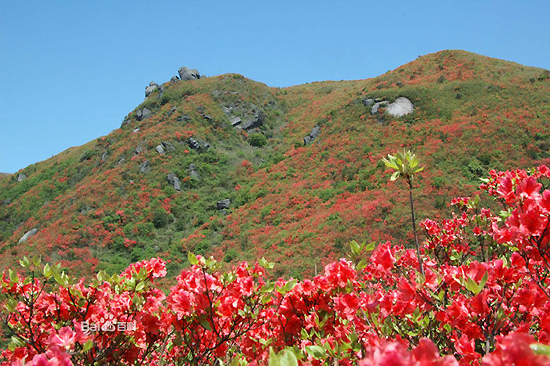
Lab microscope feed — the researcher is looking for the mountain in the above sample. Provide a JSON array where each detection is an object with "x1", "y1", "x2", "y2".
[{"x1": 1, "y1": 50, "x2": 548, "y2": 279}]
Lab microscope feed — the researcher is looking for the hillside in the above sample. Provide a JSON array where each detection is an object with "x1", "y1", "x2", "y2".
[{"x1": 0, "y1": 50, "x2": 548, "y2": 279}]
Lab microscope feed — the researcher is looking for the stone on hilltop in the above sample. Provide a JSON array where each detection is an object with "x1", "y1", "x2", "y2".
[
  {"x1": 145, "y1": 81, "x2": 158, "y2": 97},
  {"x1": 178, "y1": 67, "x2": 200, "y2": 81}
]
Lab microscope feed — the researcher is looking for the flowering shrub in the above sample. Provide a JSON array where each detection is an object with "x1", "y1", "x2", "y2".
[{"x1": 1, "y1": 166, "x2": 550, "y2": 365}]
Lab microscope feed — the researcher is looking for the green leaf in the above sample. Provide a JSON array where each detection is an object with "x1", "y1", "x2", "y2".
[
  {"x1": 465, "y1": 277, "x2": 480, "y2": 295},
  {"x1": 282, "y1": 279, "x2": 297, "y2": 293},
  {"x1": 135, "y1": 281, "x2": 145, "y2": 292},
  {"x1": 4, "y1": 298, "x2": 17, "y2": 312},
  {"x1": 43, "y1": 263, "x2": 52, "y2": 279},
  {"x1": 229, "y1": 356, "x2": 243, "y2": 366},
  {"x1": 10, "y1": 336, "x2": 26, "y2": 349},
  {"x1": 530, "y1": 343, "x2": 550, "y2": 356},
  {"x1": 32, "y1": 257, "x2": 41, "y2": 267},
  {"x1": 19, "y1": 257, "x2": 30, "y2": 268},
  {"x1": 9, "y1": 269, "x2": 18, "y2": 283},
  {"x1": 390, "y1": 171, "x2": 400, "y2": 181},
  {"x1": 365, "y1": 241, "x2": 376, "y2": 252},
  {"x1": 305, "y1": 345, "x2": 327, "y2": 360},
  {"x1": 269, "y1": 348, "x2": 298, "y2": 366},
  {"x1": 188, "y1": 252, "x2": 199, "y2": 265},
  {"x1": 357, "y1": 259, "x2": 368, "y2": 271},
  {"x1": 200, "y1": 320, "x2": 212, "y2": 331},
  {"x1": 479, "y1": 272, "x2": 488, "y2": 291},
  {"x1": 82, "y1": 339, "x2": 94, "y2": 352},
  {"x1": 350, "y1": 240, "x2": 361, "y2": 255}
]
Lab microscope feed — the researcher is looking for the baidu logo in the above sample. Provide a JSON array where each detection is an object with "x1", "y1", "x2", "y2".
[{"x1": 82, "y1": 314, "x2": 136, "y2": 334}]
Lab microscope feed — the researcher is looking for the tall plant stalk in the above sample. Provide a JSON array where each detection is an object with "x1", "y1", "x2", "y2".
[{"x1": 383, "y1": 150, "x2": 425, "y2": 275}]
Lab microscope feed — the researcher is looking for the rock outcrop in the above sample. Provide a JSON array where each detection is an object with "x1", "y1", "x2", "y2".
[
  {"x1": 139, "y1": 160, "x2": 151, "y2": 173},
  {"x1": 189, "y1": 163, "x2": 201, "y2": 180},
  {"x1": 178, "y1": 67, "x2": 200, "y2": 81},
  {"x1": 368, "y1": 97, "x2": 414, "y2": 117},
  {"x1": 145, "y1": 81, "x2": 158, "y2": 97},
  {"x1": 187, "y1": 138, "x2": 210, "y2": 152},
  {"x1": 136, "y1": 108, "x2": 152, "y2": 121},
  {"x1": 242, "y1": 111, "x2": 264, "y2": 130},
  {"x1": 167, "y1": 172, "x2": 181, "y2": 191},
  {"x1": 217, "y1": 199, "x2": 230, "y2": 210},
  {"x1": 304, "y1": 125, "x2": 321, "y2": 145}
]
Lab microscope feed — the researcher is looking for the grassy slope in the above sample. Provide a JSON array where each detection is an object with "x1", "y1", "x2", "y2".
[{"x1": 0, "y1": 50, "x2": 548, "y2": 279}]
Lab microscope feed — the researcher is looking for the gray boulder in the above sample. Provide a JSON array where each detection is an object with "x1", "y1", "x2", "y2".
[
  {"x1": 161, "y1": 141, "x2": 175, "y2": 151},
  {"x1": 156, "y1": 145, "x2": 165, "y2": 154},
  {"x1": 386, "y1": 97, "x2": 414, "y2": 117},
  {"x1": 136, "y1": 108, "x2": 152, "y2": 121},
  {"x1": 371, "y1": 101, "x2": 389, "y2": 115},
  {"x1": 242, "y1": 112, "x2": 264, "y2": 130},
  {"x1": 362, "y1": 98, "x2": 374, "y2": 107},
  {"x1": 18, "y1": 228, "x2": 38, "y2": 243},
  {"x1": 189, "y1": 163, "x2": 201, "y2": 180},
  {"x1": 217, "y1": 199, "x2": 230, "y2": 210},
  {"x1": 157, "y1": 85, "x2": 165, "y2": 100},
  {"x1": 167, "y1": 172, "x2": 181, "y2": 191},
  {"x1": 139, "y1": 160, "x2": 151, "y2": 173},
  {"x1": 145, "y1": 81, "x2": 158, "y2": 97},
  {"x1": 178, "y1": 67, "x2": 200, "y2": 81},
  {"x1": 170, "y1": 76, "x2": 180, "y2": 82},
  {"x1": 101, "y1": 152, "x2": 108, "y2": 161},
  {"x1": 230, "y1": 116, "x2": 242, "y2": 127},
  {"x1": 17, "y1": 174, "x2": 27, "y2": 182},
  {"x1": 303, "y1": 125, "x2": 321, "y2": 145},
  {"x1": 187, "y1": 138, "x2": 210, "y2": 152},
  {"x1": 142, "y1": 108, "x2": 152, "y2": 119},
  {"x1": 310, "y1": 125, "x2": 321, "y2": 139}
]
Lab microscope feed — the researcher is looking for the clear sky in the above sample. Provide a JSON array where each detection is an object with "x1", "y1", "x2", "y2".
[{"x1": 1, "y1": 0, "x2": 548, "y2": 174}]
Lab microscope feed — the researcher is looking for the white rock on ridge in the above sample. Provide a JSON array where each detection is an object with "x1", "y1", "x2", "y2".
[{"x1": 386, "y1": 97, "x2": 414, "y2": 117}]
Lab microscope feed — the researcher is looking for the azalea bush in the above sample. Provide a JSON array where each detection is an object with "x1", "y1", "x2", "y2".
[{"x1": 1, "y1": 165, "x2": 550, "y2": 365}]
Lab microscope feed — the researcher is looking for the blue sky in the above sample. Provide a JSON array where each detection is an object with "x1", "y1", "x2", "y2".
[{"x1": 1, "y1": 0, "x2": 548, "y2": 173}]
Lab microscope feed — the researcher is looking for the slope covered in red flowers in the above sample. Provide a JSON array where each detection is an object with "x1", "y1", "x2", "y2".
[{"x1": 0, "y1": 50, "x2": 548, "y2": 279}]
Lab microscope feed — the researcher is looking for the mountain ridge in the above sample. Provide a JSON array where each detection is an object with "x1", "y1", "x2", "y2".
[{"x1": 1, "y1": 50, "x2": 548, "y2": 278}]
